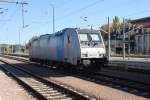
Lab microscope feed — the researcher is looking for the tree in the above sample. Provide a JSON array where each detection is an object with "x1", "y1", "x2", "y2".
[
  {"x1": 100, "y1": 16, "x2": 133, "y2": 41},
  {"x1": 112, "y1": 16, "x2": 121, "y2": 31},
  {"x1": 100, "y1": 24, "x2": 113, "y2": 41},
  {"x1": 21, "y1": 48, "x2": 25, "y2": 53}
]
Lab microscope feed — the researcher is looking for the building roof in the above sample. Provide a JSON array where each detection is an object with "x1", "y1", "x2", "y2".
[
  {"x1": 131, "y1": 16, "x2": 150, "y2": 28},
  {"x1": 135, "y1": 28, "x2": 150, "y2": 35}
]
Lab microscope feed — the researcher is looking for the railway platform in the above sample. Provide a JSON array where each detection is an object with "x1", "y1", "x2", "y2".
[
  {"x1": 108, "y1": 57, "x2": 150, "y2": 70},
  {"x1": 0, "y1": 65, "x2": 31, "y2": 100}
]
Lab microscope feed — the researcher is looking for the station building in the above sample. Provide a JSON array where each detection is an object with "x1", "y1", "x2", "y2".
[
  {"x1": 131, "y1": 17, "x2": 150, "y2": 54},
  {"x1": 134, "y1": 28, "x2": 150, "y2": 54},
  {"x1": 108, "y1": 16, "x2": 150, "y2": 55},
  {"x1": 110, "y1": 28, "x2": 134, "y2": 54}
]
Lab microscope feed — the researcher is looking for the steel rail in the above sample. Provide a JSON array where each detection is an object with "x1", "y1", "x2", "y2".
[{"x1": 0, "y1": 59, "x2": 93, "y2": 100}]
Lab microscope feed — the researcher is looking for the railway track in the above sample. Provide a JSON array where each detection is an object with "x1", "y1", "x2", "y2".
[
  {"x1": 0, "y1": 59, "x2": 95, "y2": 100},
  {"x1": 74, "y1": 71, "x2": 150, "y2": 98},
  {"x1": 2, "y1": 54, "x2": 150, "y2": 74},
  {"x1": 1, "y1": 54, "x2": 150, "y2": 98},
  {"x1": 0, "y1": 54, "x2": 29, "y2": 62}
]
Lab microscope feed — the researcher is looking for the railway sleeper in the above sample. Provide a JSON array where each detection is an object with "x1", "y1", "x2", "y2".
[{"x1": 46, "y1": 95, "x2": 68, "y2": 99}]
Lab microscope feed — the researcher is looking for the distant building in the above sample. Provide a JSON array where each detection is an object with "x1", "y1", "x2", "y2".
[
  {"x1": 104, "y1": 16, "x2": 150, "y2": 55},
  {"x1": 0, "y1": 44, "x2": 25, "y2": 54},
  {"x1": 131, "y1": 16, "x2": 150, "y2": 54},
  {"x1": 0, "y1": 44, "x2": 9, "y2": 53},
  {"x1": 134, "y1": 28, "x2": 150, "y2": 54},
  {"x1": 131, "y1": 16, "x2": 150, "y2": 28},
  {"x1": 109, "y1": 28, "x2": 135, "y2": 54}
]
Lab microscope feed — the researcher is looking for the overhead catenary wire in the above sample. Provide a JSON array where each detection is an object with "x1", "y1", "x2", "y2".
[
  {"x1": 0, "y1": 0, "x2": 28, "y2": 28},
  {"x1": 123, "y1": 9, "x2": 150, "y2": 18},
  {"x1": 56, "y1": 0, "x2": 74, "y2": 9},
  {"x1": 56, "y1": 0, "x2": 104, "y2": 21},
  {"x1": 0, "y1": 6, "x2": 20, "y2": 27},
  {"x1": 0, "y1": 0, "x2": 27, "y2": 4}
]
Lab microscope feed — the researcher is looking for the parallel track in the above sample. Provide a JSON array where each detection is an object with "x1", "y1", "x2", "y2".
[
  {"x1": 74, "y1": 71, "x2": 150, "y2": 98},
  {"x1": 0, "y1": 59, "x2": 95, "y2": 100}
]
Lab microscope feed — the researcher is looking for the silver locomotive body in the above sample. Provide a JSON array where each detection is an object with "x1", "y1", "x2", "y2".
[{"x1": 29, "y1": 28, "x2": 107, "y2": 69}]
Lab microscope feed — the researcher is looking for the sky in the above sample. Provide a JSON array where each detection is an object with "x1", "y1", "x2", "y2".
[{"x1": 0, "y1": 0, "x2": 150, "y2": 45}]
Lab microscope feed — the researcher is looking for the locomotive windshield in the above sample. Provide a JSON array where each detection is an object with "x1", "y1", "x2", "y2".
[
  {"x1": 90, "y1": 33, "x2": 101, "y2": 41},
  {"x1": 79, "y1": 33, "x2": 102, "y2": 47},
  {"x1": 79, "y1": 33, "x2": 89, "y2": 41}
]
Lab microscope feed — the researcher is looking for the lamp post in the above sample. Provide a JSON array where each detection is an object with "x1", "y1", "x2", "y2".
[
  {"x1": 108, "y1": 16, "x2": 111, "y2": 61},
  {"x1": 128, "y1": 22, "x2": 131, "y2": 59},
  {"x1": 18, "y1": 24, "x2": 29, "y2": 53},
  {"x1": 123, "y1": 18, "x2": 126, "y2": 60},
  {"x1": 50, "y1": 4, "x2": 55, "y2": 34},
  {"x1": 18, "y1": 28, "x2": 21, "y2": 53}
]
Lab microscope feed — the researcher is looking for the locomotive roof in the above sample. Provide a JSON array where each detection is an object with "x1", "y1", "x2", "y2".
[
  {"x1": 38, "y1": 28, "x2": 100, "y2": 40},
  {"x1": 39, "y1": 34, "x2": 51, "y2": 40},
  {"x1": 76, "y1": 29, "x2": 100, "y2": 34},
  {"x1": 62, "y1": 28, "x2": 100, "y2": 33},
  {"x1": 39, "y1": 31, "x2": 64, "y2": 40},
  {"x1": 40, "y1": 34, "x2": 51, "y2": 37}
]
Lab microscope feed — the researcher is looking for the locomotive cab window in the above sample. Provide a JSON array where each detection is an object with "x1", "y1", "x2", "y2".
[
  {"x1": 79, "y1": 33, "x2": 102, "y2": 47},
  {"x1": 90, "y1": 33, "x2": 101, "y2": 42},
  {"x1": 79, "y1": 33, "x2": 88, "y2": 41}
]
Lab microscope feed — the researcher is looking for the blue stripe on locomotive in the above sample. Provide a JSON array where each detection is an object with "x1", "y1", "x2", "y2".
[{"x1": 56, "y1": 35, "x2": 63, "y2": 61}]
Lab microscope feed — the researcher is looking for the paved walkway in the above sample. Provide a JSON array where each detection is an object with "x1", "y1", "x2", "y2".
[
  {"x1": 110, "y1": 57, "x2": 150, "y2": 62},
  {"x1": 108, "y1": 57, "x2": 150, "y2": 70},
  {"x1": 0, "y1": 65, "x2": 31, "y2": 100}
]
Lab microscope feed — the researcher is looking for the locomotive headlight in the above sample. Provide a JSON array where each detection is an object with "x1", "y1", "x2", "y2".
[
  {"x1": 99, "y1": 54, "x2": 105, "y2": 57},
  {"x1": 99, "y1": 54, "x2": 102, "y2": 57},
  {"x1": 81, "y1": 54, "x2": 88, "y2": 57},
  {"x1": 98, "y1": 52, "x2": 102, "y2": 57}
]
